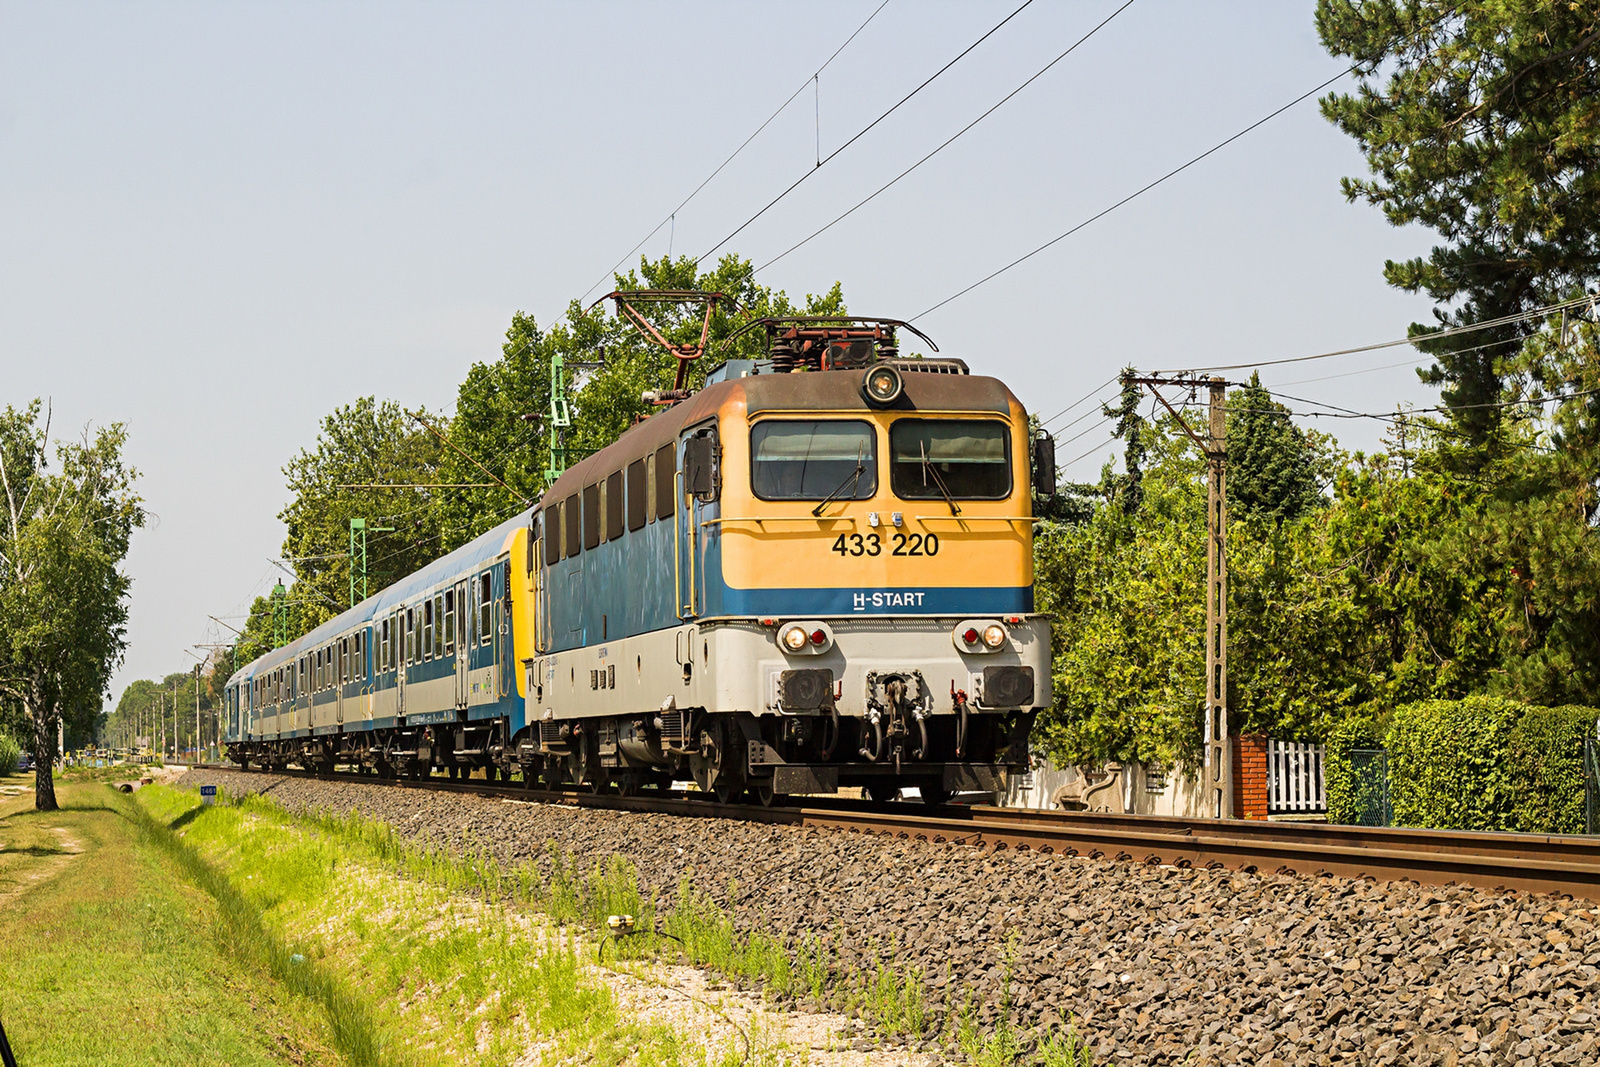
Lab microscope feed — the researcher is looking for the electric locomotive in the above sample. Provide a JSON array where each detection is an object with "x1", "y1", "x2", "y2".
[{"x1": 224, "y1": 313, "x2": 1055, "y2": 805}]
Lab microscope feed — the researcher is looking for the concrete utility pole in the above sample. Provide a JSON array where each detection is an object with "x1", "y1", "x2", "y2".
[
  {"x1": 1126, "y1": 374, "x2": 1232, "y2": 818},
  {"x1": 1203, "y1": 379, "x2": 1230, "y2": 820}
]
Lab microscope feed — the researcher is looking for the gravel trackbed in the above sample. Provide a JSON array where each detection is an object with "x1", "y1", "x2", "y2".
[{"x1": 177, "y1": 769, "x2": 1600, "y2": 1067}]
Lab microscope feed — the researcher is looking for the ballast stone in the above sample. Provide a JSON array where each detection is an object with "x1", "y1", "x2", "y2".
[{"x1": 179, "y1": 768, "x2": 1600, "y2": 1067}]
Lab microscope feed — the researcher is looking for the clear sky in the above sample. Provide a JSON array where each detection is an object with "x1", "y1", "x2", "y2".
[{"x1": 1, "y1": 1, "x2": 1439, "y2": 704}]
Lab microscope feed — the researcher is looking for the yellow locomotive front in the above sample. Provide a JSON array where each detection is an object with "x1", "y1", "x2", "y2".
[{"x1": 521, "y1": 316, "x2": 1054, "y2": 804}]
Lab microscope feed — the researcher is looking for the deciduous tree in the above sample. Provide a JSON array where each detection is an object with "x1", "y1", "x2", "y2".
[{"x1": 0, "y1": 402, "x2": 142, "y2": 810}]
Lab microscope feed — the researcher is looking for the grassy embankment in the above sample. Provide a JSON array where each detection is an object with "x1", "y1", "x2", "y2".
[
  {"x1": 1, "y1": 769, "x2": 1095, "y2": 1067},
  {"x1": 135, "y1": 782, "x2": 790, "y2": 1067},
  {"x1": 145, "y1": 781, "x2": 1096, "y2": 1067},
  {"x1": 0, "y1": 771, "x2": 337, "y2": 1066}
]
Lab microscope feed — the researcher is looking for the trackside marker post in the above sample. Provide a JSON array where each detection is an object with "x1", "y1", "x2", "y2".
[{"x1": 200, "y1": 784, "x2": 217, "y2": 806}]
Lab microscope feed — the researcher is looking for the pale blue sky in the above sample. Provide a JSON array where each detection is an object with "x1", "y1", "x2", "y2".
[{"x1": 0, "y1": 2, "x2": 1438, "y2": 702}]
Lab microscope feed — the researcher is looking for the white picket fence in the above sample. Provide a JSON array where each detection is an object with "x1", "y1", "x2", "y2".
[{"x1": 1268, "y1": 740, "x2": 1327, "y2": 814}]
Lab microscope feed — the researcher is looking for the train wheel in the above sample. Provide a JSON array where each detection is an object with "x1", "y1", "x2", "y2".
[
  {"x1": 753, "y1": 779, "x2": 781, "y2": 807},
  {"x1": 917, "y1": 779, "x2": 952, "y2": 806},
  {"x1": 865, "y1": 782, "x2": 900, "y2": 803},
  {"x1": 693, "y1": 720, "x2": 745, "y2": 804},
  {"x1": 616, "y1": 774, "x2": 640, "y2": 798},
  {"x1": 567, "y1": 731, "x2": 607, "y2": 792}
]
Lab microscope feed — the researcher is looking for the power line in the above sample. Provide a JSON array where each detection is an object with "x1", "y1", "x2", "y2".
[
  {"x1": 698, "y1": 0, "x2": 1038, "y2": 264},
  {"x1": 756, "y1": 0, "x2": 1136, "y2": 273},
  {"x1": 578, "y1": 1, "x2": 892, "y2": 303},
  {"x1": 910, "y1": 65, "x2": 1357, "y2": 322},
  {"x1": 1041, "y1": 374, "x2": 1121, "y2": 428},
  {"x1": 1155, "y1": 294, "x2": 1599, "y2": 374},
  {"x1": 1054, "y1": 412, "x2": 1116, "y2": 448},
  {"x1": 1058, "y1": 430, "x2": 1123, "y2": 470}
]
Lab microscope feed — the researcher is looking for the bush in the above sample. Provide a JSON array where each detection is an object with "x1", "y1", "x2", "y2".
[
  {"x1": 0, "y1": 735, "x2": 19, "y2": 776},
  {"x1": 1506, "y1": 704, "x2": 1599, "y2": 834},
  {"x1": 1385, "y1": 696, "x2": 1522, "y2": 831},
  {"x1": 1324, "y1": 715, "x2": 1383, "y2": 825}
]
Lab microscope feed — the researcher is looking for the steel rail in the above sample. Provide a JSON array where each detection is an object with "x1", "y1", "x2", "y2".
[{"x1": 188, "y1": 764, "x2": 1600, "y2": 902}]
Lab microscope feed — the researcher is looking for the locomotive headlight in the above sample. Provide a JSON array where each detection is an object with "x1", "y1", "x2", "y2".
[
  {"x1": 861, "y1": 365, "x2": 904, "y2": 407},
  {"x1": 982, "y1": 624, "x2": 1007, "y2": 649},
  {"x1": 781, "y1": 625, "x2": 809, "y2": 652}
]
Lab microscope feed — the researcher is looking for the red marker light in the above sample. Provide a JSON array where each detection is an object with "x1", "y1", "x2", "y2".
[
  {"x1": 810, "y1": 629, "x2": 827, "y2": 645},
  {"x1": 962, "y1": 628, "x2": 979, "y2": 644}
]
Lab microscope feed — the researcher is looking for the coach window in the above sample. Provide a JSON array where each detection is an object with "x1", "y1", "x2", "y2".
[
  {"x1": 444, "y1": 590, "x2": 455, "y2": 654},
  {"x1": 654, "y1": 444, "x2": 675, "y2": 520},
  {"x1": 433, "y1": 594, "x2": 445, "y2": 658},
  {"x1": 355, "y1": 632, "x2": 365, "y2": 678},
  {"x1": 889, "y1": 419, "x2": 1011, "y2": 500},
  {"x1": 327, "y1": 645, "x2": 336, "y2": 686},
  {"x1": 298, "y1": 657, "x2": 306, "y2": 696},
  {"x1": 582, "y1": 483, "x2": 600, "y2": 550},
  {"x1": 750, "y1": 420, "x2": 877, "y2": 501},
  {"x1": 380, "y1": 619, "x2": 390, "y2": 671},
  {"x1": 606, "y1": 471, "x2": 625, "y2": 540},
  {"x1": 564, "y1": 494, "x2": 580, "y2": 558},
  {"x1": 422, "y1": 600, "x2": 434, "y2": 660},
  {"x1": 479, "y1": 573, "x2": 492, "y2": 645},
  {"x1": 545, "y1": 503, "x2": 562, "y2": 565}
]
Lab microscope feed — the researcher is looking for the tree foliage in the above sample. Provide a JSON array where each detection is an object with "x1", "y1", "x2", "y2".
[
  {"x1": 214, "y1": 252, "x2": 851, "y2": 662},
  {"x1": 1317, "y1": 0, "x2": 1600, "y2": 453},
  {"x1": 275, "y1": 397, "x2": 447, "y2": 632},
  {"x1": 0, "y1": 401, "x2": 142, "y2": 809},
  {"x1": 1035, "y1": 377, "x2": 1600, "y2": 769}
]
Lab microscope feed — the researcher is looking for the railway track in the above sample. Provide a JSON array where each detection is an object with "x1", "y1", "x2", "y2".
[{"x1": 188, "y1": 763, "x2": 1600, "y2": 902}]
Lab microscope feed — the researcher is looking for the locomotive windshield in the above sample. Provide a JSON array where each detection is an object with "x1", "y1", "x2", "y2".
[
  {"x1": 750, "y1": 419, "x2": 878, "y2": 500},
  {"x1": 889, "y1": 419, "x2": 1011, "y2": 499}
]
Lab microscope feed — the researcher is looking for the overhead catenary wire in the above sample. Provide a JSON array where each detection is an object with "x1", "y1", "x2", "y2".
[
  {"x1": 1154, "y1": 293, "x2": 1600, "y2": 375},
  {"x1": 909, "y1": 65, "x2": 1357, "y2": 323},
  {"x1": 698, "y1": 0, "x2": 1039, "y2": 264},
  {"x1": 1040, "y1": 373, "x2": 1122, "y2": 429},
  {"x1": 577, "y1": 0, "x2": 893, "y2": 303},
  {"x1": 756, "y1": 0, "x2": 1136, "y2": 273}
]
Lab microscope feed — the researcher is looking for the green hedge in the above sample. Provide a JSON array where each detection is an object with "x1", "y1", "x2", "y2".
[
  {"x1": 1507, "y1": 704, "x2": 1599, "y2": 834},
  {"x1": 0, "y1": 735, "x2": 19, "y2": 776},
  {"x1": 1386, "y1": 697, "x2": 1523, "y2": 831},
  {"x1": 1325, "y1": 698, "x2": 1600, "y2": 832}
]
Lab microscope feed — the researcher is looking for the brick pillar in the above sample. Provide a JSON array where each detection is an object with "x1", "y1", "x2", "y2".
[{"x1": 1231, "y1": 734, "x2": 1270, "y2": 820}]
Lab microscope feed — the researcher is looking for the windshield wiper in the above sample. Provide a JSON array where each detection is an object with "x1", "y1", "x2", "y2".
[
  {"x1": 812, "y1": 445, "x2": 867, "y2": 517},
  {"x1": 920, "y1": 442, "x2": 961, "y2": 516}
]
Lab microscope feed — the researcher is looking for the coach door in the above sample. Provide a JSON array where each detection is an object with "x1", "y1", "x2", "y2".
[
  {"x1": 396, "y1": 609, "x2": 408, "y2": 717},
  {"x1": 454, "y1": 579, "x2": 469, "y2": 707}
]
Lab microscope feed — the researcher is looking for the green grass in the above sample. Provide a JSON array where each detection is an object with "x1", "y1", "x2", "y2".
[
  {"x1": 137, "y1": 784, "x2": 773, "y2": 1067},
  {"x1": 0, "y1": 781, "x2": 335, "y2": 1066},
  {"x1": 175, "y1": 783, "x2": 1101, "y2": 1067}
]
